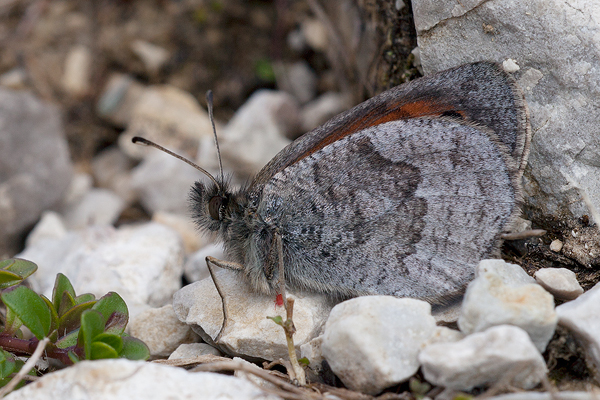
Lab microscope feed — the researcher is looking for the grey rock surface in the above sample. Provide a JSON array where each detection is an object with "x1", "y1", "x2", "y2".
[
  {"x1": 412, "y1": 0, "x2": 600, "y2": 221},
  {"x1": 0, "y1": 88, "x2": 73, "y2": 257}
]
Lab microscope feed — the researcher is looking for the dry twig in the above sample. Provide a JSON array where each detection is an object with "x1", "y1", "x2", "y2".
[{"x1": 0, "y1": 337, "x2": 49, "y2": 397}]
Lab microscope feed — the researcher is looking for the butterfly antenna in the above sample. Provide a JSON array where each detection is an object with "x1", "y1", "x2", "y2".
[
  {"x1": 131, "y1": 137, "x2": 221, "y2": 190},
  {"x1": 206, "y1": 90, "x2": 225, "y2": 185}
]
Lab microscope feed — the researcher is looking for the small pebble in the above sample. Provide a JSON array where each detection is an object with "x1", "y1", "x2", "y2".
[
  {"x1": 301, "y1": 18, "x2": 328, "y2": 52},
  {"x1": 274, "y1": 61, "x2": 318, "y2": 105},
  {"x1": 168, "y1": 343, "x2": 222, "y2": 359},
  {"x1": 62, "y1": 44, "x2": 92, "y2": 97},
  {"x1": 96, "y1": 73, "x2": 146, "y2": 127},
  {"x1": 219, "y1": 90, "x2": 296, "y2": 177},
  {"x1": 131, "y1": 40, "x2": 170, "y2": 75},
  {"x1": 61, "y1": 188, "x2": 125, "y2": 230},
  {"x1": 502, "y1": 58, "x2": 520, "y2": 72},
  {"x1": 535, "y1": 268, "x2": 583, "y2": 300},
  {"x1": 300, "y1": 92, "x2": 353, "y2": 134},
  {"x1": 550, "y1": 239, "x2": 563, "y2": 252},
  {"x1": 0, "y1": 68, "x2": 27, "y2": 89}
]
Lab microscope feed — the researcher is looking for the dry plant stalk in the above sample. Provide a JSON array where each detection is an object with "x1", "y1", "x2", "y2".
[
  {"x1": 275, "y1": 232, "x2": 307, "y2": 386},
  {"x1": 0, "y1": 337, "x2": 49, "y2": 397}
]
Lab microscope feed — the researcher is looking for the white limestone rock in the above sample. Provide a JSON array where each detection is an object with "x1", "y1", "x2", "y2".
[
  {"x1": 458, "y1": 259, "x2": 557, "y2": 352},
  {"x1": 172, "y1": 269, "x2": 333, "y2": 361},
  {"x1": 419, "y1": 325, "x2": 548, "y2": 391},
  {"x1": 556, "y1": 281, "x2": 600, "y2": 374},
  {"x1": 321, "y1": 296, "x2": 436, "y2": 395},
  {"x1": 4, "y1": 359, "x2": 281, "y2": 400}
]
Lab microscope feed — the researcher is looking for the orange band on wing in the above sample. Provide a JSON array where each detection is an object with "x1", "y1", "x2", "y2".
[{"x1": 297, "y1": 99, "x2": 465, "y2": 160}]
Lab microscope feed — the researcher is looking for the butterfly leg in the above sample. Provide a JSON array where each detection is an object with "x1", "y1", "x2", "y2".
[
  {"x1": 205, "y1": 256, "x2": 243, "y2": 342},
  {"x1": 205, "y1": 256, "x2": 244, "y2": 271}
]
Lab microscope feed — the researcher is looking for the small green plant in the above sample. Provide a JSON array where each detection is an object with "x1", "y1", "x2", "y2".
[
  {"x1": 0, "y1": 258, "x2": 150, "y2": 387},
  {"x1": 409, "y1": 377, "x2": 431, "y2": 400}
]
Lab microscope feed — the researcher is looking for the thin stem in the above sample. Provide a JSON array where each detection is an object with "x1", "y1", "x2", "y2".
[{"x1": 274, "y1": 231, "x2": 306, "y2": 385}]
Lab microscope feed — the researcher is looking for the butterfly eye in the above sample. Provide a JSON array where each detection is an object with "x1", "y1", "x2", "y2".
[{"x1": 208, "y1": 195, "x2": 227, "y2": 220}]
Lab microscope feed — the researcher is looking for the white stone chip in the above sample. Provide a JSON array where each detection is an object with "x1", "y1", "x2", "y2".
[
  {"x1": 168, "y1": 343, "x2": 222, "y2": 359},
  {"x1": 419, "y1": 325, "x2": 548, "y2": 391},
  {"x1": 535, "y1": 268, "x2": 583, "y2": 300},
  {"x1": 550, "y1": 239, "x2": 563, "y2": 252},
  {"x1": 502, "y1": 58, "x2": 520, "y2": 72}
]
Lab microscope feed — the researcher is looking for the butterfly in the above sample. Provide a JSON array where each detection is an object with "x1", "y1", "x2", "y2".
[{"x1": 136, "y1": 61, "x2": 530, "y2": 306}]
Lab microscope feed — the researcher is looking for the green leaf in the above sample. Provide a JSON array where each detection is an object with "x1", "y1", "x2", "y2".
[
  {"x1": 90, "y1": 342, "x2": 119, "y2": 360},
  {"x1": 452, "y1": 395, "x2": 474, "y2": 400},
  {"x1": 254, "y1": 58, "x2": 275, "y2": 82},
  {"x1": 3, "y1": 307, "x2": 23, "y2": 336},
  {"x1": 40, "y1": 295, "x2": 59, "y2": 334},
  {"x1": 267, "y1": 315, "x2": 283, "y2": 326},
  {"x1": 58, "y1": 291, "x2": 76, "y2": 318},
  {"x1": 93, "y1": 333, "x2": 123, "y2": 354},
  {"x1": 92, "y1": 292, "x2": 128, "y2": 335},
  {"x1": 2, "y1": 286, "x2": 51, "y2": 339},
  {"x1": 74, "y1": 293, "x2": 95, "y2": 306},
  {"x1": 0, "y1": 350, "x2": 16, "y2": 379},
  {"x1": 79, "y1": 310, "x2": 105, "y2": 359},
  {"x1": 409, "y1": 377, "x2": 431, "y2": 396},
  {"x1": 0, "y1": 271, "x2": 25, "y2": 290},
  {"x1": 298, "y1": 357, "x2": 310, "y2": 366},
  {"x1": 56, "y1": 330, "x2": 79, "y2": 349},
  {"x1": 68, "y1": 351, "x2": 80, "y2": 364},
  {"x1": 52, "y1": 273, "x2": 76, "y2": 312},
  {"x1": 0, "y1": 259, "x2": 37, "y2": 289},
  {"x1": 119, "y1": 337, "x2": 150, "y2": 361},
  {"x1": 58, "y1": 300, "x2": 96, "y2": 334},
  {"x1": 0, "y1": 359, "x2": 30, "y2": 390}
]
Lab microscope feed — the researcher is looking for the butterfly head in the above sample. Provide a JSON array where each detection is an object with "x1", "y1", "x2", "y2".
[{"x1": 189, "y1": 177, "x2": 239, "y2": 234}]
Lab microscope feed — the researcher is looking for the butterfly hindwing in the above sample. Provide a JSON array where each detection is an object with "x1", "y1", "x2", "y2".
[{"x1": 250, "y1": 116, "x2": 519, "y2": 302}]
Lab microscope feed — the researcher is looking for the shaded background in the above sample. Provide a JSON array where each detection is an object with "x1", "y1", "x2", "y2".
[
  {"x1": 0, "y1": 0, "x2": 417, "y2": 161},
  {"x1": 0, "y1": 0, "x2": 419, "y2": 258}
]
